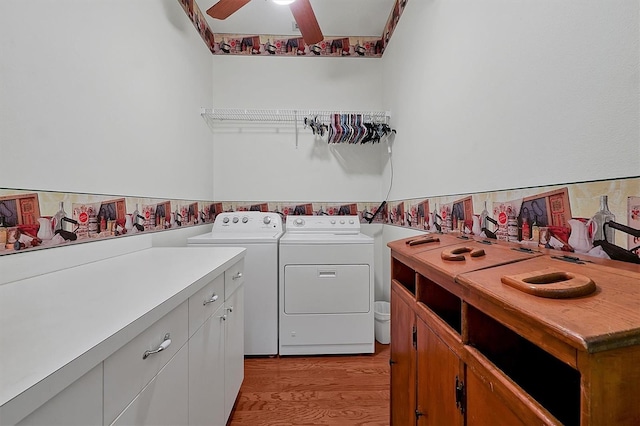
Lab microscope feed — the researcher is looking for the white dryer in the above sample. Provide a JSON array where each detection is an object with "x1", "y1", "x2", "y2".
[
  {"x1": 188, "y1": 211, "x2": 283, "y2": 356},
  {"x1": 279, "y1": 215, "x2": 374, "y2": 356}
]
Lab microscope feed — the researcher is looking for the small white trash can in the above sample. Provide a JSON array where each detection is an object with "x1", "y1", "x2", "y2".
[{"x1": 374, "y1": 301, "x2": 391, "y2": 344}]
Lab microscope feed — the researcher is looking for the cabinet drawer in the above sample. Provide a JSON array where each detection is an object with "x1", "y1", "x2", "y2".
[
  {"x1": 111, "y1": 344, "x2": 188, "y2": 426},
  {"x1": 225, "y1": 259, "x2": 244, "y2": 300},
  {"x1": 104, "y1": 301, "x2": 188, "y2": 425},
  {"x1": 189, "y1": 273, "x2": 224, "y2": 337}
]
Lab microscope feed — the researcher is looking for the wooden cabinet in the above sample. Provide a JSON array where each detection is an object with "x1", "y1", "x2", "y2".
[
  {"x1": 389, "y1": 233, "x2": 463, "y2": 426},
  {"x1": 416, "y1": 315, "x2": 462, "y2": 426},
  {"x1": 389, "y1": 234, "x2": 640, "y2": 425},
  {"x1": 390, "y1": 281, "x2": 416, "y2": 426}
]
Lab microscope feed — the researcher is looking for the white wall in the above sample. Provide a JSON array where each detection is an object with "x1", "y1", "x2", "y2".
[
  {"x1": 209, "y1": 56, "x2": 387, "y2": 202},
  {"x1": 382, "y1": 0, "x2": 639, "y2": 200},
  {"x1": 378, "y1": 0, "x2": 639, "y2": 300},
  {"x1": 0, "y1": 0, "x2": 214, "y2": 201},
  {"x1": 380, "y1": 224, "x2": 423, "y2": 301}
]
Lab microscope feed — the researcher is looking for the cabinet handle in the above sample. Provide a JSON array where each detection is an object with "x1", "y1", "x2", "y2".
[
  {"x1": 226, "y1": 306, "x2": 234, "y2": 313},
  {"x1": 142, "y1": 333, "x2": 171, "y2": 359},
  {"x1": 203, "y1": 294, "x2": 219, "y2": 306},
  {"x1": 232, "y1": 272, "x2": 243, "y2": 280},
  {"x1": 220, "y1": 314, "x2": 227, "y2": 321}
]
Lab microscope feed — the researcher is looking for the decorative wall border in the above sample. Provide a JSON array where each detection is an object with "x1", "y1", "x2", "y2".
[
  {"x1": 0, "y1": 189, "x2": 219, "y2": 256},
  {"x1": 382, "y1": 177, "x2": 639, "y2": 258},
  {"x1": 176, "y1": 0, "x2": 409, "y2": 58},
  {"x1": 1, "y1": 176, "x2": 637, "y2": 260}
]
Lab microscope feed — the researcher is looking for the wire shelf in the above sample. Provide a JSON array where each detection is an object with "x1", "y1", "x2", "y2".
[
  {"x1": 200, "y1": 108, "x2": 392, "y2": 148},
  {"x1": 201, "y1": 108, "x2": 390, "y2": 124}
]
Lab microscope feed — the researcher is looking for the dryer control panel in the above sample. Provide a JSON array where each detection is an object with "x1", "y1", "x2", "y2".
[{"x1": 285, "y1": 215, "x2": 361, "y2": 234}]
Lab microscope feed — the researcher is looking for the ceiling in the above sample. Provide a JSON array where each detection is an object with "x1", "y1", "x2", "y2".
[{"x1": 195, "y1": 0, "x2": 398, "y2": 38}]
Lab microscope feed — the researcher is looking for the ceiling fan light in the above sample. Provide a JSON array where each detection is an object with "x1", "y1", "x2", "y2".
[{"x1": 273, "y1": 0, "x2": 295, "y2": 5}]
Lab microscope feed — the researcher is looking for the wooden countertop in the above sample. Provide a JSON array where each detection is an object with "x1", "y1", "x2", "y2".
[
  {"x1": 388, "y1": 233, "x2": 640, "y2": 353},
  {"x1": 457, "y1": 255, "x2": 640, "y2": 353}
]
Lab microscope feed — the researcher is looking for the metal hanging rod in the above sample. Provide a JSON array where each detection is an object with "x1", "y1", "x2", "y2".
[{"x1": 200, "y1": 108, "x2": 390, "y2": 124}]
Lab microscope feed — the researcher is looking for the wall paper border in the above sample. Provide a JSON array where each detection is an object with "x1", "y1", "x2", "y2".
[
  {"x1": 1, "y1": 176, "x2": 638, "y2": 260},
  {"x1": 0, "y1": 189, "x2": 218, "y2": 256},
  {"x1": 382, "y1": 177, "x2": 639, "y2": 259},
  {"x1": 177, "y1": 0, "x2": 409, "y2": 58}
]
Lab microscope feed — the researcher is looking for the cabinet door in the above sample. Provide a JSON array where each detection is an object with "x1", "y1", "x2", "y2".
[
  {"x1": 224, "y1": 285, "x2": 245, "y2": 422},
  {"x1": 465, "y1": 368, "x2": 527, "y2": 426},
  {"x1": 416, "y1": 318, "x2": 463, "y2": 426},
  {"x1": 111, "y1": 344, "x2": 188, "y2": 426},
  {"x1": 189, "y1": 304, "x2": 226, "y2": 426},
  {"x1": 390, "y1": 285, "x2": 416, "y2": 426},
  {"x1": 17, "y1": 364, "x2": 103, "y2": 426}
]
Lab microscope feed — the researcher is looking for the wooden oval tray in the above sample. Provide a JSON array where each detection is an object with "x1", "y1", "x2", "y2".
[{"x1": 501, "y1": 268, "x2": 596, "y2": 299}]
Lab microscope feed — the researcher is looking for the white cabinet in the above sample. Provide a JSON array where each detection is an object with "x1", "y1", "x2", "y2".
[
  {"x1": 224, "y1": 285, "x2": 244, "y2": 420},
  {"x1": 105, "y1": 259, "x2": 245, "y2": 426},
  {"x1": 189, "y1": 275, "x2": 226, "y2": 426},
  {"x1": 16, "y1": 364, "x2": 103, "y2": 426},
  {"x1": 189, "y1": 260, "x2": 245, "y2": 425},
  {"x1": 188, "y1": 274, "x2": 224, "y2": 338},
  {"x1": 104, "y1": 301, "x2": 188, "y2": 425},
  {"x1": 111, "y1": 345, "x2": 189, "y2": 426},
  {"x1": 1, "y1": 248, "x2": 246, "y2": 426}
]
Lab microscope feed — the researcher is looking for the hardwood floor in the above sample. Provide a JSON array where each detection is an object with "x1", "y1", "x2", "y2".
[{"x1": 228, "y1": 343, "x2": 390, "y2": 426}]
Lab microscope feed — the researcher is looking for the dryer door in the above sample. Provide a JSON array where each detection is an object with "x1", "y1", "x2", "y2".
[{"x1": 284, "y1": 264, "x2": 370, "y2": 314}]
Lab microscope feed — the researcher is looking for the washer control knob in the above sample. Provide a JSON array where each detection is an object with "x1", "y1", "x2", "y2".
[
  {"x1": 222, "y1": 217, "x2": 230, "y2": 224},
  {"x1": 340, "y1": 220, "x2": 345, "y2": 224},
  {"x1": 263, "y1": 216, "x2": 272, "y2": 225},
  {"x1": 232, "y1": 217, "x2": 239, "y2": 223},
  {"x1": 294, "y1": 218, "x2": 305, "y2": 226},
  {"x1": 349, "y1": 219, "x2": 355, "y2": 224},
  {"x1": 330, "y1": 219, "x2": 336, "y2": 224},
  {"x1": 242, "y1": 216, "x2": 249, "y2": 223}
]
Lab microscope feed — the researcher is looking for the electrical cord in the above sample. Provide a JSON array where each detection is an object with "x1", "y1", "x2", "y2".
[
  {"x1": 384, "y1": 141, "x2": 394, "y2": 203},
  {"x1": 365, "y1": 140, "x2": 393, "y2": 223}
]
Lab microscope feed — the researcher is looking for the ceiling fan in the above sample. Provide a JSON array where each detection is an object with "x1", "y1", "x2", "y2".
[{"x1": 206, "y1": 0, "x2": 324, "y2": 45}]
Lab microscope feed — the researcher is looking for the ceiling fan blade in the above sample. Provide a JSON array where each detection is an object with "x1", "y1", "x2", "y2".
[
  {"x1": 207, "y1": 0, "x2": 251, "y2": 20},
  {"x1": 290, "y1": 0, "x2": 324, "y2": 45}
]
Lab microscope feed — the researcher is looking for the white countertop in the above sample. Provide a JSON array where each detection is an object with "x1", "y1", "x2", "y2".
[{"x1": 0, "y1": 246, "x2": 245, "y2": 424}]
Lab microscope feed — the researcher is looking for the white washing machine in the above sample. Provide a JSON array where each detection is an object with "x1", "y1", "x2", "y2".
[
  {"x1": 188, "y1": 211, "x2": 283, "y2": 356},
  {"x1": 279, "y1": 215, "x2": 374, "y2": 356}
]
